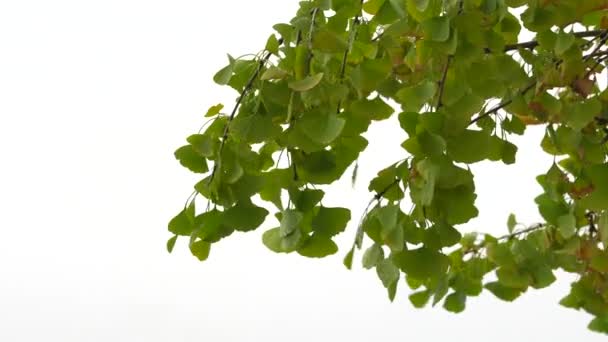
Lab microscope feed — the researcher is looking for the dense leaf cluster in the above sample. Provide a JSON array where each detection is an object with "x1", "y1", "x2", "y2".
[{"x1": 170, "y1": 0, "x2": 608, "y2": 334}]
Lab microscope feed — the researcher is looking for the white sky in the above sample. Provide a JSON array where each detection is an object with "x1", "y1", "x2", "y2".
[{"x1": 0, "y1": 0, "x2": 603, "y2": 341}]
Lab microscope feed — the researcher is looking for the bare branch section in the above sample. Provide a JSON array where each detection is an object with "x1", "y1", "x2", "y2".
[
  {"x1": 485, "y1": 29, "x2": 606, "y2": 53},
  {"x1": 497, "y1": 223, "x2": 546, "y2": 241}
]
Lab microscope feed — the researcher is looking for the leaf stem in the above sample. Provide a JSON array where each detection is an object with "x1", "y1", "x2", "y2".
[
  {"x1": 337, "y1": 0, "x2": 364, "y2": 114},
  {"x1": 437, "y1": 55, "x2": 452, "y2": 110}
]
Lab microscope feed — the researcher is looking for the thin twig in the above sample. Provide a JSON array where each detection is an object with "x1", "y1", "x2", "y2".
[
  {"x1": 337, "y1": 0, "x2": 364, "y2": 114},
  {"x1": 305, "y1": 8, "x2": 319, "y2": 72},
  {"x1": 497, "y1": 223, "x2": 546, "y2": 241},
  {"x1": 583, "y1": 30, "x2": 608, "y2": 62},
  {"x1": 584, "y1": 49, "x2": 608, "y2": 60},
  {"x1": 469, "y1": 81, "x2": 536, "y2": 126},
  {"x1": 437, "y1": 55, "x2": 452, "y2": 109},
  {"x1": 585, "y1": 53, "x2": 608, "y2": 78},
  {"x1": 374, "y1": 178, "x2": 401, "y2": 200},
  {"x1": 207, "y1": 38, "x2": 284, "y2": 185},
  {"x1": 483, "y1": 30, "x2": 606, "y2": 53}
]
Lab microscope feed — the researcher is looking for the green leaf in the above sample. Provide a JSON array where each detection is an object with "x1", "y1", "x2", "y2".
[
  {"x1": 312, "y1": 29, "x2": 348, "y2": 53},
  {"x1": 166, "y1": 235, "x2": 178, "y2": 253},
  {"x1": 432, "y1": 274, "x2": 449, "y2": 306},
  {"x1": 422, "y1": 16, "x2": 450, "y2": 42},
  {"x1": 377, "y1": 204, "x2": 399, "y2": 234},
  {"x1": 435, "y1": 222, "x2": 462, "y2": 247},
  {"x1": 280, "y1": 209, "x2": 304, "y2": 237},
  {"x1": 186, "y1": 134, "x2": 215, "y2": 158},
  {"x1": 312, "y1": 206, "x2": 351, "y2": 238},
  {"x1": 291, "y1": 189, "x2": 324, "y2": 212},
  {"x1": 409, "y1": 290, "x2": 431, "y2": 308},
  {"x1": 564, "y1": 99, "x2": 601, "y2": 131},
  {"x1": 261, "y1": 66, "x2": 289, "y2": 80},
  {"x1": 220, "y1": 150, "x2": 244, "y2": 184},
  {"x1": 343, "y1": 247, "x2": 355, "y2": 270},
  {"x1": 231, "y1": 114, "x2": 282, "y2": 144},
  {"x1": 502, "y1": 115, "x2": 526, "y2": 135},
  {"x1": 213, "y1": 56, "x2": 234, "y2": 85},
  {"x1": 554, "y1": 31, "x2": 574, "y2": 55},
  {"x1": 262, "y1": 228, "x2": 284, "y2": 253},
  {"x1": 205, "y1": 103, "x2": 224, "y2": 117},
  {"x1": 413, "y1": 159, "x2": 439, "y2": 206},
  {"x1": 396, "y1": 80, "x2": 437, "y2": 112},
  {"x1": 591, "y1": 253, "x2": 608, "y2": 273},
  {"x1": 376, "y1": 258, "x2": 400, "y2": 288},
  {"x1": 446, "y1": 130, "x2": 491, "y2": 163},
  {"x1": 507, "y1": 213, "x2": 517, "y2": 233},
  {"x1": 297, "y1": 234, "x2": 338, "y2": 258},
  {"x1": 362, "y1": 243, "x2": 385, "y2": 269},
  {"x1": 413, "y1": 0, "x2": 429, "y2": 11},
  {"x1": 298, "y1": 112, "x2": 346, "y2": 145},
  {"x1": 288, "y1": 73, "x2": 324, "y2": 91},
  {"x1": 589, "y1": 316, "x2": 608, "y2": 334},
  {"x1": 350, "y1": 97, "x2": 395, "y2": 121},
  {"x1": 223, "y1": 201, "x2": 269, "y2": 232},
  {"x1": 485, "y1": 282, "x2": 523, "y2": 302},
  {"x1": 443, "y1": 292, "x2": 466, "y2": 313},
  {"x1": 368, "y1": 165, "x2": 404, "y2": 201},
  {"x1": 350, "y1": 56, "x2": 392, "y2": 94},
  {"x1": 189, "y1": 240, "x2": 211, "y2": 261},
  {"x1": 557, "y1": 213, "x2": 577, "y2": 239},
  {"x1": 168, "y1": 203, "x2": 195, "y2": 236},
  {"x1": 265, "y1": 34, "x2": 280, "y2": 55},
  {"x1": 579, "y1": 164, "x2": 608, "y2": 211},
  {"x1": 363, "y1": 0, "x2": 384, "y2": 14},
  {"x1": 393, "y1": 247, "x2": 449, "y2": 281},
  {"x1": 496, "y1": 266, "x2": 530, "y2": 288},
  {"x1": 195, "y1": 209, "x2": 232, "y2": 243},
  {"x1": 175, "y1": 145, "x2": 209, "y2": 173},
  {"x1": 417, "y1": 131, "x2": 446, "y2": 160}
]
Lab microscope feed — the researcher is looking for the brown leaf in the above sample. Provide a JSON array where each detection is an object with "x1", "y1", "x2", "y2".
[{"x1": 572, "y1": 78, "x2": 594, "y2": 98}]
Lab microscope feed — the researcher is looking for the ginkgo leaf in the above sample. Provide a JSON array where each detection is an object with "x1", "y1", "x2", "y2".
[
  {"x1": 288, "y1": 73, "x2": 324, "y2": 91},
  {"x1": 422, "y1": 16, "x2": 450, "y2": 42},
  {"x1": 297, "y1": 234, "x2": 338, "y2": 258},
  {"x1": 298, "y1": 112, "x2": 345, "y2": 145}
]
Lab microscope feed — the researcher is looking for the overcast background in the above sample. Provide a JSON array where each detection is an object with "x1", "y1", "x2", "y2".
[{"x1": 0, "y1": 1, "x2": 603, "y2": 340}]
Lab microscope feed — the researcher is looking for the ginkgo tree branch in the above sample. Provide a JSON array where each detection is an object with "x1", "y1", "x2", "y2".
[
  {"x1": 171, "y1": 2, "x2": 608, "y2": 334},
  {"x1": 437, "y1": 55, "x2": 452, "y2": 110},
  {"x1": 583, "y1": 30, "x2": 608, "y2": 62},
  {"x1": 487, "y1": 29, "x2": 607, "y2": 53},
  {"x1": 468, "y1": 81, "x2": 536, "y2": 126},
  {"x1": 497, "y1": 223, "x2": 546, "y2": 240},
  {"x1": 208, "y1": 39, "x2": 284, "y2": 186},
  {"x1": 337, "y1": 0, "x2": 364, "y2": 114}
]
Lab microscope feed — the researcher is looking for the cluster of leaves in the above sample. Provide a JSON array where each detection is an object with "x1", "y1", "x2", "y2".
[{"x1": 169, "y1": 0, "x2": 608, "y2": 334}]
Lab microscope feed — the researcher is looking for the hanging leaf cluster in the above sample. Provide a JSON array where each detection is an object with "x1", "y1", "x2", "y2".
[{"x1": 169, "y1": 0, "x2": 608, "y2": 334}]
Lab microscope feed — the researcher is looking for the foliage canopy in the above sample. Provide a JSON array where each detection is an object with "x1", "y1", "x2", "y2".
[{"x1": 170, "y1": 0, "x2": 608, "y2": 334}]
